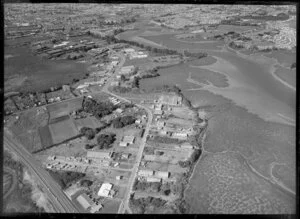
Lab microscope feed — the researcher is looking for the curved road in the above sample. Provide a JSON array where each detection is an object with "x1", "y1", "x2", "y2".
[{"x1": 4, "y1": 128, "x2": 79, "y2": 213}]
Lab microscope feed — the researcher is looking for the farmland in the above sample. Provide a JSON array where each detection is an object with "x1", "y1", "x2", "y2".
[{"x1": 49, "y1": 117, "x2": 79, "y2": 144}]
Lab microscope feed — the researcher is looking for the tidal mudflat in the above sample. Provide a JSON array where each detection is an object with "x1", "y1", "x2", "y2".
[{"x1": 183, "y1": 89, "x2": 295, "y2": 213}]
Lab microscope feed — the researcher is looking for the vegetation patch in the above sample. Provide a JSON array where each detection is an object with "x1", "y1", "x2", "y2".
[
  {"x1": 46, "y1": 170, "x2": 86, "y2": 190},
  {"x1": 38, "y1": 125, "x2": 53, "y2": 148}
]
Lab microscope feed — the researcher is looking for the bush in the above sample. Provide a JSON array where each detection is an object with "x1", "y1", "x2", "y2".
[
  {"x1": 97, "y1": 133, "x2": 116, "y2": 149},
  {"x1": 82, "y1": 98, "x2": 117, "y2": 119}
]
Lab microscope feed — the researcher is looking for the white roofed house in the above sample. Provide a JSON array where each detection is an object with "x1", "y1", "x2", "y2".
[{"x1": 123, "y1": 135, "x2": 135, "y2": 145}]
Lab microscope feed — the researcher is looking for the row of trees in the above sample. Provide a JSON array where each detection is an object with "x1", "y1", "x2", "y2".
[
  {"x1": 178, "y1": 149, "x2": 202, "y2": 168},
  {"x1": 111, "y1": 115, "x2": 136, "y2": 128}
]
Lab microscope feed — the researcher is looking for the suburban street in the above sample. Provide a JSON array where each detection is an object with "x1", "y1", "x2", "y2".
[{"x1": 4, "y1": 128, "x2": 79, "y2": 213}]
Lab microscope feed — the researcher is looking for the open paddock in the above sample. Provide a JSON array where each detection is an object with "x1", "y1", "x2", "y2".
[
  {"x1": 166, "y1": 117, "x2": 195, "y2": 127},
  {"x1": 38, "y1": 125, "x2": 53, "y2": 148},
  {"x1": 74, "y1": 116, "x2": 104, "y2": 131},
  {"x1": 143, "y1": 161, "x2": 188, "y2": 173},
  {"x1": 169, "y1": 106, "x2": 196, "y2": 120},
  {"x1": 101, "y1": 199, "x2": 121, "y2": 214},
  {"x1": 49, "y1": 118, "x2": 79, "y2": 144}
]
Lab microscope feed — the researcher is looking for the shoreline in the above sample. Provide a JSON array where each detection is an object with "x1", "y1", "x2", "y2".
[{"x1": 188, "y1": 56, "x2": 295, "y2": 127}]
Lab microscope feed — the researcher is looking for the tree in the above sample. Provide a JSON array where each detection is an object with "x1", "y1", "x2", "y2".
[
  {"x1": 97, "y1": 133, "x2": 116, "y2": 149},
  {"x1": 80, "y1": 179, "x2": 93, "y2": 187},
  {"x1": 80, "y1": 127, "x2": 95, "y2": 140}
]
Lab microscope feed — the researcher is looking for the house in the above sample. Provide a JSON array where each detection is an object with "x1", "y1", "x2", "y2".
[
  {"x1": 181, "y1": 142, "x2": 194, "y2": 150},
  {"x1": 76, "y1": 193, "x2": 94, "y2": 210},
  {"x1": 121, "y1": 153, "x2": 130, "y2": 159},
  {"x1": 138, "y1": 170, "x2": 154, "y2": 177},
  {"x1": 119, "y1": 141, "x2": 128, "y2": 147},
  {"x1": 116, "y1": 176, "x2": 123, "y2": 180},
  {"x1": 123, "y1": 136, "x2": 135, "y2": 144},
  {"x1": 86, "y1": 151, "x2": 111, "y2": 159},
  {"x1": 146, "y1": 177, "x2": 161, "y2": 183},
  {"x1": 155, "y1": 171, "x2": 169, "y2": 179},
  {"x1": 98, "y1": 183, "x2": 113, "y2": 197}
]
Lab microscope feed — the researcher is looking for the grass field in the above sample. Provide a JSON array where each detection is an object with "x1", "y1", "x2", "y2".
[
  {"x1": 38, "y1": 125, "x2": 53, "y2": 148},
  {"x1": 101, "y1": 199, "x2": 121, "y2": 214},
  {"x1": 4, "y1": 46, "x2": 89, "y2": 93},
  {"x1": 74, "y1": 116, "x2": 104, "y2": 131},
  {"x1": 49, "y1": 118, "x2": 79, "y2": 144},
  {"x1": 47, "y1": 97, "x2": 83, "y2": 119}
]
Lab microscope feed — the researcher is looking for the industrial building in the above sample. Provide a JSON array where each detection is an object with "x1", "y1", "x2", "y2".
[
  {"x1": 122, "y1": 135, "x2": 135, "y2": 145},
  {"x1": 155, "y1": 171, "x2": 169, "y2": 179},
  {"x1": 146, "y1": 177, "x2": 162, "y2": 183},
  {"x1": 98, "y1": 183, "x2": 113, "y2": 197},
  {"x1": 76, "y1": 193, "x2": 94, "y2": 210}
]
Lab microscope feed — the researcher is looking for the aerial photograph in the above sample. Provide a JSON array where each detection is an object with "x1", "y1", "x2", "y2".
[{"x1": 3, "y1": 3, "x2": 296, "y2": 215}]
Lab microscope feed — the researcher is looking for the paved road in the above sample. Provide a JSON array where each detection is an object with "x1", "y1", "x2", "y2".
[
  {"x1": 102, "y1": 89, "x2": 153, "y2": 214},
  {"x1": 4, "y1": 129, "x2": 79, "y2": 213}
]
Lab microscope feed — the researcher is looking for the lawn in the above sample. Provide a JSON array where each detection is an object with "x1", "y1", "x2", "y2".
[{"x1": 101, "y1": 199, "x2": 121, "y2": 214}]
